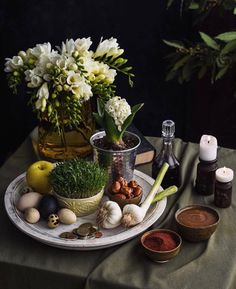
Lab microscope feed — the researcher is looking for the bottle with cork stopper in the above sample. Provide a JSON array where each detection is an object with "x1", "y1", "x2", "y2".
[
  {"x1": 214, "y1": 167, "x2": 234, "y2": 208},
  {"x1": 152, "y1": 120, "x2": 181, "y2": 188},
  {"x1": 195, "y1": 135, "x2": 218, "y2": 195}
]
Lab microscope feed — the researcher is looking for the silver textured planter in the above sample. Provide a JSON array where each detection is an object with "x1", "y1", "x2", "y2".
[{"x1": 90, "y1": 131, "x2": 141, "y2": 185}]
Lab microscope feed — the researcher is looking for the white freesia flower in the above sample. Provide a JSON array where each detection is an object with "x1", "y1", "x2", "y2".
[
  {"x1": 18, "y1": 51, "x2": 27, "y2": 60},
  {"x1": 31, "y1": 43, "x2": 52, "y2": 58},
  {"x1": 61, "y1": 39, "x2": 76, "y2": 56},
  {"x1": 24, "y1": 69, "x2": 34, "y2": 81},
  {"x1": 43, "y1": 74, "x2": 52, "y2": 81},
  {"x1": 94, "y1": 37, "x2": 123, "y2": 58},
  {"x1": 66, "y1": 71, "x2": 81, "y2": 85},
  {"x1": 25, "y1": 67, "x2": 44, "y2": 85},
  {"x1": 56, "y1": 57, "x2": 68, "y2": 70},
  {"x1": 67, "y1": 72, "x2": 92, "y2": 100},
  {"x1": 28, "y1": 75, "x2": 42, "y2": 88},
  {"x1": 82, "y1": 57, "x2": 99, "y2": 75},
  {"x1": 4, "y1": 56, "x2": 24, "y2": 72},
  {"x1": 105, "y1": 96, "x2": 131, "y2": 131},
  {"x1": 35, "y1": 82, "x2": 49, "y2": 110},
  {"x1": 74, "y1": 37, "x2": 92, "y2": 56}
]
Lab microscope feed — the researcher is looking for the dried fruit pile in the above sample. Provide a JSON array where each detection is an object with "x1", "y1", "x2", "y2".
[{"x1": 108, "y1": 177, "x2": 143, "y2": 200}]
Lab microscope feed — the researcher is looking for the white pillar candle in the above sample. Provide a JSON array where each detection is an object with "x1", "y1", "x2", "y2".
[
  {"x1": 216, "y1": 167, "x2": 234, "y2": 183},
  {"x1": 199, "y1": 135, "x2": 218, "y2": 161}
]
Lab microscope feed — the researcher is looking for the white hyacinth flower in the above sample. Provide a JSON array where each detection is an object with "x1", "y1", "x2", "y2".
[{"x1": 105, "y1": 96, "x2": 131, "y2": 131}]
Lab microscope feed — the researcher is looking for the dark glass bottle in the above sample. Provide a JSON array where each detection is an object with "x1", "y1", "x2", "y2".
[
  {"x1": 214, "y1": 180, "x2": 232, "y2": 208},
  {"x1": 152, "y1": 120, "x2": 181, "y2": 188},
  {"x1": 195, "y1": 159, "x2": 218, "y2": 195}
]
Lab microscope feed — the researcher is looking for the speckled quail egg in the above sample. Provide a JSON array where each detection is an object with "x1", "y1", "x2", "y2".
[
  {"x1": 17, "y1": 192, "x2": 43, "y2": 212},
  {"x1": 58, "y1": 208, "x2": 77, "y2": 225},
  {"x1": 47, "y1": 214, "x2": 59, "y2": 229},
  {"x1": 24, "y1": 208, "x2": 40, "y2": 224},
  {"x1": 38, "y1": 195, "x2": 59, "y2": 219}
]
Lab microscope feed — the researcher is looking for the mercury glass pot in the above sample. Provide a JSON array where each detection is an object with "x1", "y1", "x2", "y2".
[{"x1": 90, "y1": 131, "x2": 141, "y2": 186}]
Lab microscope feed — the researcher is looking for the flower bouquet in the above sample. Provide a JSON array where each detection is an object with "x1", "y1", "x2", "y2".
[{"x1": 5, "y1": 37, "x2": 134, "y2": 160}]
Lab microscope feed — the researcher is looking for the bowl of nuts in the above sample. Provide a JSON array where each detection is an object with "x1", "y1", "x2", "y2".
[{"x1": 108, "y1": 177, "x2": 143, "y2": 208}]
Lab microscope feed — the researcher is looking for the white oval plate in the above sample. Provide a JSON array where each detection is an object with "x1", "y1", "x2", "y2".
[{"x1": 4, "y1": 170, "x2": 166, "y2": 250}]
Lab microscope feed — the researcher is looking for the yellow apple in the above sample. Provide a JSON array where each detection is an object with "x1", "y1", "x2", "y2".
[{"x1": 26, "y1": 161, "x2": 54, "y2": 194}]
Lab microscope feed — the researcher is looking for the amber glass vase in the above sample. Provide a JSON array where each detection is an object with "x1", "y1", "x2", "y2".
[{"x1": 38, "y1": 100, "x2": 95, "y2": 161}]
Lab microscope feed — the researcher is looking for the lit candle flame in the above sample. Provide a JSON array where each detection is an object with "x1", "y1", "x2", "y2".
[
  {"x1": 223, "y1": 166, "x2": 226, "y2": 174},
  {"x1": 207, "y1": 136, "x2": 211, "y2": 143}
]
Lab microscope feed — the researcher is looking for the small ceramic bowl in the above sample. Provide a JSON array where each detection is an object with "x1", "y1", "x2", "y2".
[
  {"x1": 108, "y1": 191, "x2": 143, "y2": 209},
  {"x1": 140, "y1": 229, "x2": 182, "y2": 263},
  {"x1": 175, "y1": 205, "x2": 220, "y2": 242},
  {"x1": 54, "y1": 188, "x2": 104, "y2": 217}
]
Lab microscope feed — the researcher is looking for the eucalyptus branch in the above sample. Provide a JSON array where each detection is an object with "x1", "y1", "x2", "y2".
[{"x1": 164, "y1": 31, "x2": 236, "y2": 84}]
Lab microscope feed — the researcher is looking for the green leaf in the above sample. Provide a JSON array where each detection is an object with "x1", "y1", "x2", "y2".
[
  {"x1": 221, "y1": 39, "x2": 236, "y2": 55},
  {"x1": 167, "y1": 0, "x2": 175, "y2": 8},
  {"x1": 93, "y1": 113, "x2": 103, "y2": 128},
  {"x1": 198, "y1": 65, "x2": 208, "y2": 79},
  {"x1": 172, "y1": 55, "x2": 191, "y2": 71},
  {"x1": 189, "y1": 2, "x2": 199, "y2": 9},
  {"x1": 199, "y1": 32, "x2": 220, "y2": 50},
  {"x1": 165, "y1": 70, "x2": 177, "y2": 81},
  {"x1": 163, "y1": 40, "x2": 185, "y2": 49},
  {"x1": 104, "y1": 111, "x2": 121, "y2": 143},
  {"x1": 215, "y1": 65, "x2": 229, "y2": 80},
  {"x1": 120, "y1": 103, "x2": 144, "y2": 138},
  {"x1": 97, "y1": 98, "x2": 105, "y2": 117},
  {"x1": 215, "y1": 32, "x2": 236, "y2": 42},
  {"x1": 182, "y1": 60, "x2": 193, "y2": 81}
]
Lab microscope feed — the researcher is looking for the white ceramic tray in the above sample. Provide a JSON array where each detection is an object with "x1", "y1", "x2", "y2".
[{"x1": 4, "y1": 170, "x2": 167, "y2": 250}]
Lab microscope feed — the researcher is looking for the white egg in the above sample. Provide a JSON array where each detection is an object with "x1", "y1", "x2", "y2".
[
  {"x1": 24, "y1": 208, "x2": 40, "y2": 224},
  {"x1": 58, "y1": 208, "x2": 77, "y2": 225},
  {"x1": 17, "y1": 192, "x2": 43, "y2": 212}
]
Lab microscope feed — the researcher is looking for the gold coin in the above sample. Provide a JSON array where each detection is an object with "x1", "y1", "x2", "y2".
[
  {"x1": 59, "y1": 232, "x2": 78, "y2": 239},
  {"x1": 77, "y1": 222, "x2": 93, "y2": 237}
]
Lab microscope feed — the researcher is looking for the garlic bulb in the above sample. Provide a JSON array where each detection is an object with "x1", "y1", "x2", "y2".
[
  {"x1": 121, "y1": 163, "x2": 169, "y2": 227},
  {"x1": 122, "y1": 204, "x2": 146, "y2": 227},
  {"x1": 97, "y1": 201, "x2": 123, "y2": 229}
]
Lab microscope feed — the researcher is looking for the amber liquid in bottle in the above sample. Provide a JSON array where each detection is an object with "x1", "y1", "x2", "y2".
[{"x1": 152, "y1": 120, "x2": 181, "y2": 188}]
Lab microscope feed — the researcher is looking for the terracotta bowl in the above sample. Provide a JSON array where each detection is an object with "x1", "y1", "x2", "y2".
[
  {"x1": 175, "y1": 205, "x2": 220, "y2": 242},
  {"x1": 108, "y1": 191, "x2": 143, "y2": 209},
  {"x1": 140, "y1": 229, "x2": 182, "y2": 263}
]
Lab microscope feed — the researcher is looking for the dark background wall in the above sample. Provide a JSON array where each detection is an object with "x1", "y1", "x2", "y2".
[{"x1": 1, "y1": 0, "x2": 236, "y2": 165}]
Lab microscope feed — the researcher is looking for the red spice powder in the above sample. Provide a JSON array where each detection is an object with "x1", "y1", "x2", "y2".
[{"x1": 143, "y1": 232, "x2": 178, "y2": 251}]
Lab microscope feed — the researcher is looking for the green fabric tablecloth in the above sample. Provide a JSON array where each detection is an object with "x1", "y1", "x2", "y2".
[{"x1": 0, "y1": 136, "x2": 236, "y2": 289}]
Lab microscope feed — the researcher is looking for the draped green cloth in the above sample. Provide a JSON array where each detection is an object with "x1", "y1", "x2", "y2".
[{"x1": 0, "y1": 136, "x2": 236, "y2": 289}]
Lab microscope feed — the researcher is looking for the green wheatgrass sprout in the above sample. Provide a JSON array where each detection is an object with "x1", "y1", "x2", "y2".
[{"x1": 49, "y1": 159, "x2": 108, "y2": 198}]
